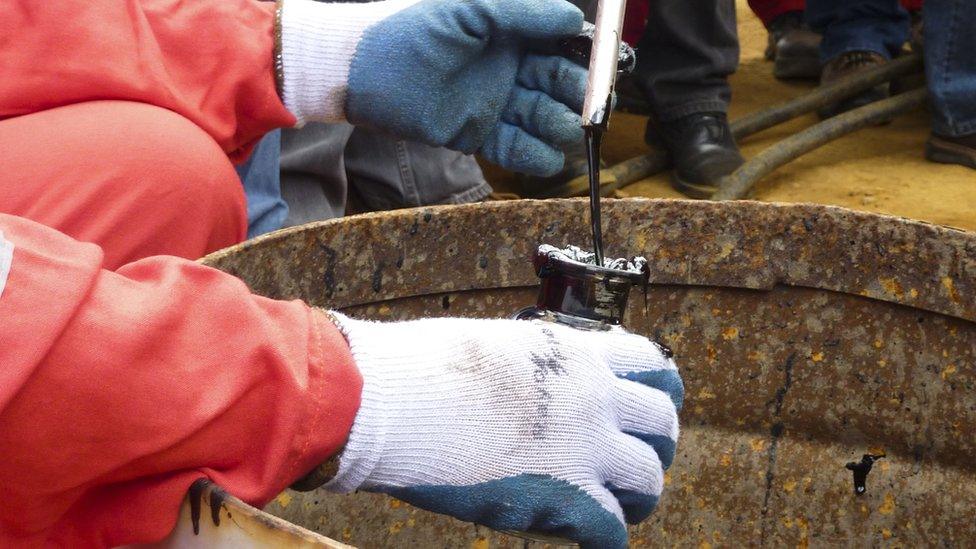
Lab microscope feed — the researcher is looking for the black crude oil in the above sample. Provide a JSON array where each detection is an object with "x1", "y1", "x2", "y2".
[
  {"x1": 188, "y1": 478, "x2": 229, "y2": 534},
  {"x1": 845, "y1": 453, "x2": 885, "y2": 495},
  {"x1": 584, "y1": 126, "x2": 605, "y2": 266}
]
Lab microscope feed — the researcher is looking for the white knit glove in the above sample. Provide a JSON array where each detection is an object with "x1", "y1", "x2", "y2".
[{"x1": 326, "y1": 314, "x2": 683, "y2": 549}]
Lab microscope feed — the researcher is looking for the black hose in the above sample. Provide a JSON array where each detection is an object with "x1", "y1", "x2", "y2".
[{"x1": 711, "y1": 87, "x2": 928, "y2": 201}]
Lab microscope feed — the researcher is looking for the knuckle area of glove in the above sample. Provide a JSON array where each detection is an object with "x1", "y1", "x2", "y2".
[
  {"x1": 506, "y1": 91, "x2": 547, "y2": 129},
  {"x1": 520, "y1": 56, "x2": 577, "y2": 94},
  {"x1": 542, "y1": 57, "x2": 573, "y2": 87}
]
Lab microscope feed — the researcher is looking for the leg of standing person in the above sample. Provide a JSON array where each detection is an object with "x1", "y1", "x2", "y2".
[
  {"x1": 0, "y1": 101, "x2": 247, "y2": 270},
  {"x1": 807, "y1": 0, "x2": 909, "y2": 63},
  {"x1": 923, "y1": 0, "x2": 976, "y2": 169},
  {"x1": 279, "y1": 123, "x2": 357, "y2": 225},
  {"x1": 806, "y1": 0, "x2": 910, "y2": 118},
  {"x1": 749, "y1": 0, "x2": 822, "y2": 80},
  {"x1": 633, "y1": 0, "x2": 744, "y2": 198},
  {"x1": 279, "y1": 123, "x2": 491, "y2": 225},
  {"x1": 236, "y1": 130, "x2": 289, "y2": 238},
  {"x1": 344, "y1": 127, "x2": 492, "y2": 212}
]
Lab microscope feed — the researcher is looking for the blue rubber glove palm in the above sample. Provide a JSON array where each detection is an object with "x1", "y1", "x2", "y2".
[
  {"x1": 325, "y1": 314, "x2": 684, "y2": 549},
  {"x1": 280, "y1": 0, "x2": 588, "y2": 176}
]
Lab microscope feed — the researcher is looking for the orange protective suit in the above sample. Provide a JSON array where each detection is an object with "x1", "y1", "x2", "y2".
[{"x1": 0, "y1": 1, "x2": 360, "y2": 547}]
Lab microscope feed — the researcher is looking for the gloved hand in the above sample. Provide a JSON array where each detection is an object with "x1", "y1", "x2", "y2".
[
  {"x1": 324, "y1": 313, "x2": 683, "y2": 549},
  {"x1": 279, "y1": 0, "x2": 588, "y2": 176}
]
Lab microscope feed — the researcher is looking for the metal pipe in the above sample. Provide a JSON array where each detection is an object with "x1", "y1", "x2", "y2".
[
  {"x1": 711, "y1": 87, "x2": 928, "y2": 201},
  {"x1": 581, "y1": 0, "x2": 628, "y2": 128}
]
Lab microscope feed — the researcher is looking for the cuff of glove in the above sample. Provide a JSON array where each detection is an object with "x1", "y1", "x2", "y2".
[
  {"x1": 318, "y1": 312, "x2": 390, "y2": 493},
  {"x1": 278, "y1": 0, "x2": 414, "y2": 125}
]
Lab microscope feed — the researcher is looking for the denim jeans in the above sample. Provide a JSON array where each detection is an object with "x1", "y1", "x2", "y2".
[
  {"x1": 234, "y1": 130, "x2": 288, "y2": 238},
  {"x1": 925, "y1": 0, "x2": 976, "y2": 137},
  {"x1": 806, "y1": 0, "x2": 910, "y2": 62}
]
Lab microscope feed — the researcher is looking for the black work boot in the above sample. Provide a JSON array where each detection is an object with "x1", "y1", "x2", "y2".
[
  {"x1": 765, "y1": 11, "x2": 822, "y2": 80},
  {"x1": 817, "y1": 51, "x2": 890, "y2": 120},
  {"x1": 646, "y1": 112, "x2": 744, "y2": 199}
]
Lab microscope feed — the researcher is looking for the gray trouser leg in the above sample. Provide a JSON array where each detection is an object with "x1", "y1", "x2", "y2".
[
  {"x1": 344, "y1": 127, "x2": 491, "y2": 211},
  {"x1": 632, "y1": 0, "x2": 740, "y2": 121},
  {"x1": 279, "y1": 124, "x2": 490, "y2": 227},
  {"x1": 279, "y1": 123, "x2": 354, "y2": 226}
]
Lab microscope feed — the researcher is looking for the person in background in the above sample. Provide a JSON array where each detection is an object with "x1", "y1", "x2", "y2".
[
  {"x1": 746, "y1": 0, "x2": 922, "y2": 82},
  {"x1": 805, "y1": 0, "x2": 976, "y2": 169},
  {"x1": 921, "y1": 0, "x2": 976, "y2": 169},
  {"x1": 531, "y1": 0, "x2": 744, "y2": 199},
  {"x1": 0, "y1": 0, "x2": 682, "y2": 547},
  {"x1": 748, "y1": 0, "x2": 822, "y2": 80},
  {"x1": 806, "y1": 0, "x2": 923, "y2": 118},
  {"x1": 798, "y1": 0, "x2": 976, "y2": 167},
  {"x1": 278, "y1": 123, "x2": 491, "y2": 226},
  {"x1": 632, "y1": 0, "x2": 744, "y2": 198}
]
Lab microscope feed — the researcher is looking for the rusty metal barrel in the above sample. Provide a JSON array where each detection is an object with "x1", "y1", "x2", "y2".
[{"x1": 192, "y1": 199, "x2": 975, "y2": 547}]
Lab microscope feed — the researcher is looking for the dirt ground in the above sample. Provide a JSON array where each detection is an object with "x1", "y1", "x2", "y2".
[{"x1": 488, "y1": 1, "x2": 975, "y2": 231}]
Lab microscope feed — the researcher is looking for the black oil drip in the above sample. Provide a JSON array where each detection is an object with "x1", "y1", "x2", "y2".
[
  {"x1": 641, "y1": 263, "x2": 650, "y2": 321},
  {"x1": 845, "y1": 453, "x2": 885, "y2": 495},
  {"x1": 585, "y1": 126, "x2": 605, "y2": 266},
  {"x1": 209, "y1": 485, "x2": 228, "y2": 527},
  {"x1": 188, "y1": 479, "x2": 207, "y2": 535},
  {"x1": 584, "y1": 93, "x2": 616, "y2": 266}
]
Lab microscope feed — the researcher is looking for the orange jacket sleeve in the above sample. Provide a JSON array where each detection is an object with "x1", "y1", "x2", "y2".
[
  {"x1": 0, "y1": 214, "x2": 361, "y2": 547},
  {"x1": 0, "y1": 1, "x2": 296, "y2": 161}
]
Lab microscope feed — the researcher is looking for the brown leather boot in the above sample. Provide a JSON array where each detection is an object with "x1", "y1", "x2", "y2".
[
  {"x1": 926, "y1": 133, "x2": 976, "y2": 170},
  {"x1": 817, "y1": 51, "x2": 890, "y2": 120},
  {"x1": 765, "y1": 11, "x2": 822, "y2": 80}
]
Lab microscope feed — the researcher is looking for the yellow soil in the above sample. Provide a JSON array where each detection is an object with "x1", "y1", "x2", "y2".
[{"x1": 488, "y1": 1, "x2": 975, "y2": 231}]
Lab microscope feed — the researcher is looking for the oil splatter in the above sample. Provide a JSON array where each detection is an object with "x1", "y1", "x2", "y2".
[
  {"x1": 653, "y1": 341, "x2": 675, "y2": 358},
  {"x1": 371, "y1": 262, "x2": 384, "y2": 292},
  {"x1": 845, "y1": 453, "x2": 885, "y2": 495},
  {"x1": 209, "y1": 486, "x2": 227, "y2": 527},
  {"x1": 189, "y1": 479, "x2": 205, "y2": 535},
  {"x1": 187, "y1": 479, "x2": 228, "y2": 534}
]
